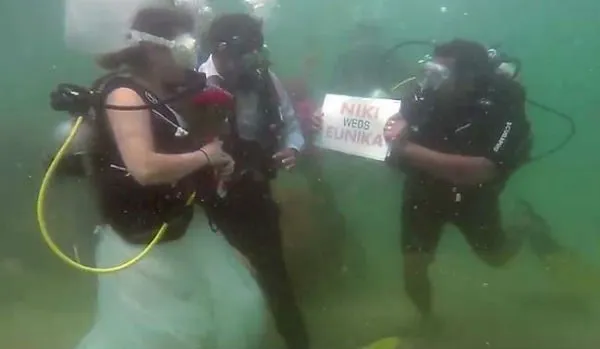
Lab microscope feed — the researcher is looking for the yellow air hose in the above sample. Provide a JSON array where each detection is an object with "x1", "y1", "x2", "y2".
[{"x1": 37, "y1": 116, "x2": 195, "y2": 274}]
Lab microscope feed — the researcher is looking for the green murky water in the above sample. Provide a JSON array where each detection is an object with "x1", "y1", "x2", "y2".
[{"x1": 1, "y1": 1, "x2": 599, "y2": 348}]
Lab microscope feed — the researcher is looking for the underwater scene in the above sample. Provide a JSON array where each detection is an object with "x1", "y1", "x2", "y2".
[{"x1": 0, "y1": 0, "x2": 599, "y2": 349}]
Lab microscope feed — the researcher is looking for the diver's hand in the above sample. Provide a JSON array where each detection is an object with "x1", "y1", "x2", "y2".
[
  {"x1": 200, "y1": 140, "x2": 231, "y2": 168},
  {"x1": 215, "y1": 154, "x2": 235, "y2": 181},
  {"x1": 383, "y1": 115, "x2": 407, "y2": 143},
  {"x1": 311, "y1": 109, "x2": 324, "y2": 131},
  {"x1": 273, "y1": 147, "x2": 298, "y2": 170}
]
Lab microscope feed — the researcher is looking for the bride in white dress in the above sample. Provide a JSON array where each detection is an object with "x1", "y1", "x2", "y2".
[{"x1": 64, "y1": 3, "x2": 268, "y2": 349}]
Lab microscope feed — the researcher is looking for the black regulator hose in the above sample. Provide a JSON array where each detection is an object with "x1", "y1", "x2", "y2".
[
  {"x1": 380, "y1": 39, "x2": 576, "y2": 163},
  {"x1": 526, "y1": 100, "x2": 576, "y2": 163},
  {"x1": 379, "y1": 40, "x2": 436, "y2": 84}
]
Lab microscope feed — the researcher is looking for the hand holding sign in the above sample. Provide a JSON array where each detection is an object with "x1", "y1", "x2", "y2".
[
  {"x1": 315, "y1": 94, "x2": 402, "y2": 161},
  {"x1": 383, "y1": 115, "x2": 407, "y2": 143}
]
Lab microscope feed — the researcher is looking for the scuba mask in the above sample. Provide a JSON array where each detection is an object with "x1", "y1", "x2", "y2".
[
  {"x1": 129, "y1": 30, "x2": 200, "y2": 70},
  {"x1": 417, "y1": 56, "x2": 452, "y2": 91},
  {"x1": 217, "y1": 35, "x2": 271, "y2": 75}
]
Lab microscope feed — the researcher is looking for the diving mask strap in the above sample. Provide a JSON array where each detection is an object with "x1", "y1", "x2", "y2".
[
  {"x1": 128, "y1": 30, "x2": 175, "y2": 48},
  {"x1": 128, "y1": 30, "x2": 199, "y2": 70}
]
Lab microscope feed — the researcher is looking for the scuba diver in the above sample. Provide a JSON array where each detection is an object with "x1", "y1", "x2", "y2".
[
  {"x1": 197, "y1": 13, "x2": 310, "y2": 349},
  {"x1": 54, "y1": 6, "x2": 267, "y2": 349},
  {"x1": 381, "y1": 39, "x2": 566, "y2": 326},
  {"x1": 330, "y1": 21, "x2": 407, "y2": 98},
  {"x1": 311, "y1": 38, "x2": 571, "y2": 328}
]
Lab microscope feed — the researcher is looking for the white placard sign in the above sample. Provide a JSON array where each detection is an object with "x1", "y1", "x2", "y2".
[{"x1": 316, "y1": 94, "x2": 402, "y2": 161}]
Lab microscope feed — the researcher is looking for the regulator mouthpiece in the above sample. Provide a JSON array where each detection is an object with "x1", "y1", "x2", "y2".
[{"x1": 419, "y1": 61, "x2": 451, "y2": 91}]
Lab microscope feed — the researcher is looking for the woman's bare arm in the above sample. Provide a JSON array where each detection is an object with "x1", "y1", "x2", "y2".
[{"x1": 105, "y1": 88, "x2": 211, "y2": 186}]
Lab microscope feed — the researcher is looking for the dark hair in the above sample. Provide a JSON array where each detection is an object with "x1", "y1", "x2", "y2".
[
  {"x1": 97, "y1": 7, "x2": 195, "y2": 71},
  {"x1": 206, "y1": 13, "x2": 264, "y2": 54},
  {"x1": 433, "y1": 39, "x2": 493, "y2": 79}
]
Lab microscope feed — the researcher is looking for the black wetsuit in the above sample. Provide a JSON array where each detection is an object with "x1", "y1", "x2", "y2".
[
  {"x1": 90, "y1": 75, "x2": 215, "y2": 243},
  {"x1": 395, "y1": 77, "x2": 532, "y2": 259}
]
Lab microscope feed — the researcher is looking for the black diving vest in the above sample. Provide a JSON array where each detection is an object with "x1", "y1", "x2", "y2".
[
  {"x1": 89, "y1": 75, "x2": 216, "y2": 244},
  {"x1": 207, "y1": 71, "x2": 284, "y2": 181}
]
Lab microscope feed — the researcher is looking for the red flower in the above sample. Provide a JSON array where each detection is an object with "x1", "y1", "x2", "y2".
[{"x1": 192, "y1": 87, "x2": 234, "y2": 109}]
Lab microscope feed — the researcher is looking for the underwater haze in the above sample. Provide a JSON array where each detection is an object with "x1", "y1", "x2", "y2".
[{"x1": 1, "y1": 0, "x2": 600, "y2": 348}]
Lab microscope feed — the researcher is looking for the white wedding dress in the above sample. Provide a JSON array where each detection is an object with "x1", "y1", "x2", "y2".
[{"x1": 75, "y1": 208, "x2": 267, "y2": 349}]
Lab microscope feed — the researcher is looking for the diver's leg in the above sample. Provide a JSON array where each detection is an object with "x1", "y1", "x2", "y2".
[
  {"x1": 458, "y1": 198, "x2": 564, "y2": 267},
  {"x1": 454, "y1": 199, "x2": 524, "y2": 267},
  {"x1": 514, "y1": 200, "x2": 564, "y2": 258},
  {"x1": 512, "y1": 202, "x2": 599, "y2": 298},
  {"x1": 401, "y1": 199, "x2": 445, "y2": 318},
  {"x1": 255, "y1": 199, "x2": 310, "y2": 349},
  {"x1": 225, "y1": 182, "x2": 309, "y2": 349},
  {"x1": 455, "y1": 198, "x2": 564, "y2": 267}
]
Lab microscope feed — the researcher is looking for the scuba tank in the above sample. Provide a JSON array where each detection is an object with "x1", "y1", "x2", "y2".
[
  {"x1": 487, "y1": 48, "x2": 522, "y2": 79},
  {"x1": 47, "y1": 82, "x2": 103, "y2": 178},
  {"x1": 50, "y1": 118, "x2": 96, "y2": 177}
]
